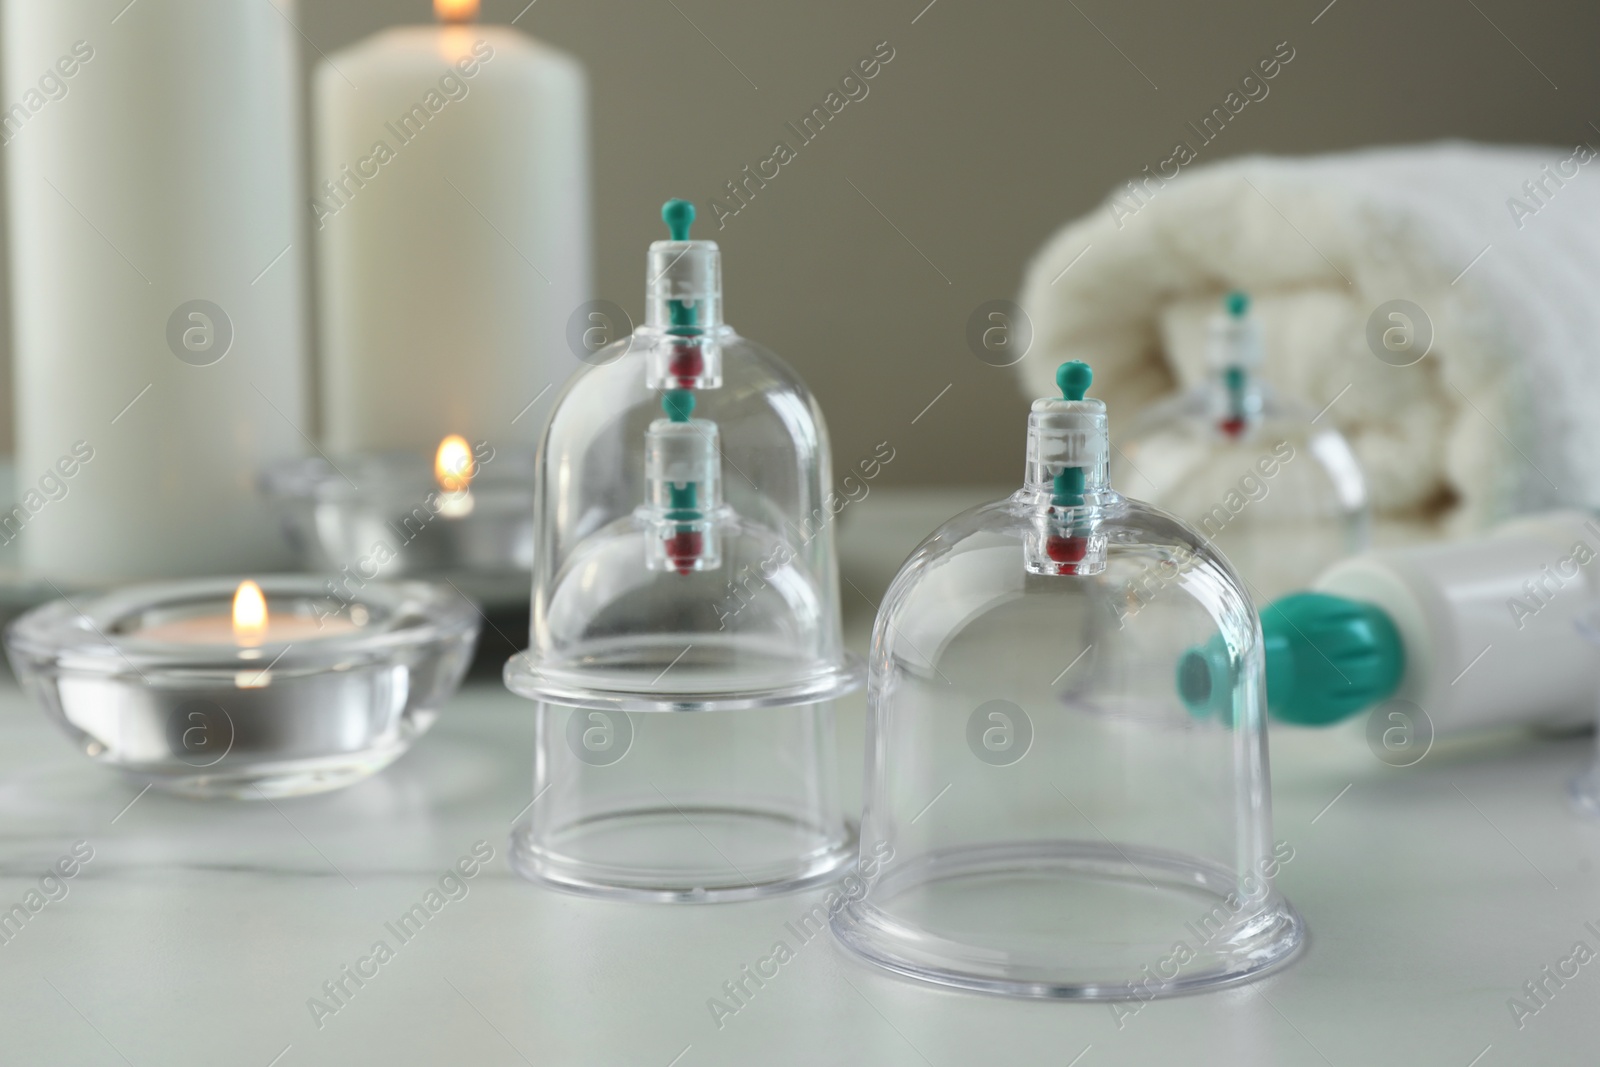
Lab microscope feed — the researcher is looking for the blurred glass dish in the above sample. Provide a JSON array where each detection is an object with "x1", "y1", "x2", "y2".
[{"x1": 260, "y1": 441, "x2": 534, "y2": 610}]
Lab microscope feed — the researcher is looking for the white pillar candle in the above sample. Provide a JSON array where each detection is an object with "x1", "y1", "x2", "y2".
[
  {"x1": 314, "y1": 0, "x2": 590, "y2": 455},
  {"x1": 3, "y1": 0, "x2": 309, "y2": 583}
]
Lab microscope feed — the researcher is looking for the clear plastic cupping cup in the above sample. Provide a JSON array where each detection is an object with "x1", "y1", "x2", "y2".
[
  {"x1": 1113, "y1": 291, "x2": 1368, "y2": 601},
  {"x1": 504, "y1": 200, "x2": 863, "y2": 902},
  {"x1": 831, "y1": 361, "x2": 1305, "y2": 998}
]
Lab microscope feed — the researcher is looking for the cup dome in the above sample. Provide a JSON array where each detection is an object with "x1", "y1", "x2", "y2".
[
  {"x1": 504, "y1": 333, "x2": 860, "y2": 709},
  {"x1": 1113, "y1": 292, "x2": 1368, "y2": 600}
]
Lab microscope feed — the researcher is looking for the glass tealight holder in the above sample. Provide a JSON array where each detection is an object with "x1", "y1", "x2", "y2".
[
  {"x1": 4, "y1": 576, "x2": 478, "y2": 798},
  {"x1": 260, "y1": 446, "x2": 534, "y2": 609},
  {"x1": 831, "y1": 361, "x2": 1304, "y2": 999}
]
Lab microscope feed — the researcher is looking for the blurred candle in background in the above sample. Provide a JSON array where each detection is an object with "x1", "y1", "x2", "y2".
[
  {"x1": 2, "y1": 0, "x2": 309, "y2": 583},
  {"x1": 315, "y1": 0, "x2": 590, "y2": 455}
]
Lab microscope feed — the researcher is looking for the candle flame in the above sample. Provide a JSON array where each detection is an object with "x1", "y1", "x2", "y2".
[
  {"x1": 233, "y1": 580, "x2": 267, "y2": 646},
  {"x1": 436, "y1": 434, "x2": 475, "y2": 493},
  {"x1": 434, "y1": 0, "x2": 480, "y2": 23}
]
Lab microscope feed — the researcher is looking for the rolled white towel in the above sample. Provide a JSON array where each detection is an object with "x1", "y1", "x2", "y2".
[{"x1": 1017, "y1": 141, "x2": 1600, "y2": 539}]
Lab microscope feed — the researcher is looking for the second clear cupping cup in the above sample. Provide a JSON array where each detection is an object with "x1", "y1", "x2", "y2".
[{"x1": 831, "y1": 361, "x2": 1305, "y2": 997}]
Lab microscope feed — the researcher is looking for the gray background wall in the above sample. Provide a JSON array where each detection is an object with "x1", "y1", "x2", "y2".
[{"x1": 5, "y1": 0, "x2": 1598, "y2": 487}]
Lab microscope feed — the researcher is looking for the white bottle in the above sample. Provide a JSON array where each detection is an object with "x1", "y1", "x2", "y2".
[{"x1": 1180, "y1": 510, "x2": 1600, "y2": 735}]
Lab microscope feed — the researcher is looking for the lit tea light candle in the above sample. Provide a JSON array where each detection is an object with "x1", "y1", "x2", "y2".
[
  {"x1": 434, "y1": 0, "x2": 480, "y2": 22},
  {"x1": 435, "y1": 434, "x2": 476, "y2": 517},
  {"x1": 233, "y1": 580, "x2": 268, "y2": 647},
  {"x1": 135, "y1": 579, "x2": 356, "y2": 649}
]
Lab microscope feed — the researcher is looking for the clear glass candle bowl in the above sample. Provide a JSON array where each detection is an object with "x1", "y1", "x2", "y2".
[
  {"x1": 4, "y1": 576, "x2": 479, "y2": 798},
  {"x1": 260, "y1": 450, "x2": 535, "y2": 609}
]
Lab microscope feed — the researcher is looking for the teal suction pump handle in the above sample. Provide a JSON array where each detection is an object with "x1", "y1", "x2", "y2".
[
  {"x1": 1183, "y1": 512, "x2": 1600, "y2": 732},
  {"x1": 1178, "y1": 591, "x2": 1406, "y2": 726}
]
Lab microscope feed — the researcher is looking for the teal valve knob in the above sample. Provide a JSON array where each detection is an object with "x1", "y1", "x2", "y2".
[
  {"x1": 1051, "y1": 361, "x2": 1094, "y2": 507},
  {"x1": 1178, "y1": 592, "x2": 1406, "y2": 726},
  {"x1": 661, "y1": 200, "x2": 700, "y2": 332},
  {"x1": 663, "y1": 198, "x2": 695, "y2": 240},
  {"x1": 1057, "y1": 360, "x2": 1092, "y2": 401},
  {"x1": 662, "y1": 389, "x2": 695, "y2": 422},
  {"x1": 666, "y1": 481, "x2": 699, "y2": 519}
]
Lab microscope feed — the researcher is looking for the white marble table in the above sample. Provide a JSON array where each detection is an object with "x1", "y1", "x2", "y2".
[{"x1": 3, "y1": 491, "x2": 1599, "y2": 1067}]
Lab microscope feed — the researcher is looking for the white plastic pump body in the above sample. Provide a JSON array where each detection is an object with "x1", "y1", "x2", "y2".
[{"x1": 1315, "y1": 510, "x2": 1600, "y2": 735}]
